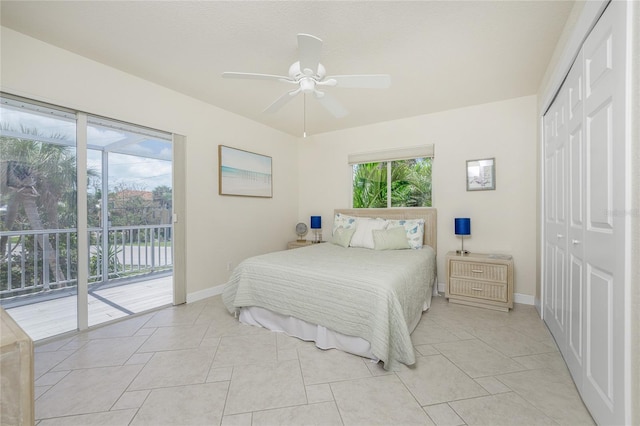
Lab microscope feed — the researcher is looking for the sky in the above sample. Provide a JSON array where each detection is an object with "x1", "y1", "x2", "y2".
[
  {"x1": 1, "y1": 101, "x2": 173, "y2": 192},
  {"x1": 88, "y1": 151, "x2": 172, "y2": 193}
]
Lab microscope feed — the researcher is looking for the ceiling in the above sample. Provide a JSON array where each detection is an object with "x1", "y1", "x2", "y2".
[{"x1": 0, "y1": 1, "x2": 575, "y2": 137}]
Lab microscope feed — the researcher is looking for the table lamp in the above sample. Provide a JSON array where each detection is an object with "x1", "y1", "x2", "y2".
[
  {"x1": 310, "y1": 216, "x2": 322, "y2": 243},
  {"x1": 455, "y1": 218, "x2": 471, "y2": 254}
]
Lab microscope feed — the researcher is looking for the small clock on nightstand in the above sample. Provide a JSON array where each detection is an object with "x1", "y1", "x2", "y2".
[{"x1": 295, "y1": 222, "x2": 308, "y2": 242}]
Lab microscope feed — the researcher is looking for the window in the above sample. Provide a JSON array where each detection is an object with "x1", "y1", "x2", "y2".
[{"x1": 349, "y1": 145, "x2": 433, "y2": 208}]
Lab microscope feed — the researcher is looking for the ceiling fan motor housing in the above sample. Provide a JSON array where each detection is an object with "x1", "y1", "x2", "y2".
[{"x1": 289, "y1": 61, "x2": 326, "y2": 81}]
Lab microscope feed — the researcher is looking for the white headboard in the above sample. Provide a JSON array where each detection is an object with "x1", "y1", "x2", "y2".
[{"x1": 334, "y1": 208, "x2": 437, "y2": 252}]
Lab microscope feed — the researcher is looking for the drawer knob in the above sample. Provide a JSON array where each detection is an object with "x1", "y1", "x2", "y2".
[
  {"x1": 471, "y1": 269, "x2": 484, "y2": 273},
  {"x1": 471, "y1": 287, "x2": 483, "y2": 291}
]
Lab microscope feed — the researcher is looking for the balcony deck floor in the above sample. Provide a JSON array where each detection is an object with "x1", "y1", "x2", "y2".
[{"x1": 3, "y1": 276, "x2": 172, "y2": 341}]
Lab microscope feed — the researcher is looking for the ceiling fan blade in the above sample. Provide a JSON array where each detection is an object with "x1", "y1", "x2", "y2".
[
  {"x1": 297, "y1": 34, "x2": 323, "y2": 75},
  {"x1": 324, "y1": 74, "x2": 391, "y2": 89},
  {"x1": 314, "y1": 91, "x2": 348, "y2": 118},
  {"x1": 263, "y1": 89, "x2": 300, "y2": 114},
  {"x1": 222, "y1": 72, "x2": 292, "y2": 82}
]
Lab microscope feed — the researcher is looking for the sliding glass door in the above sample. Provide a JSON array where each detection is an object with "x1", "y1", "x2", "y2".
[
  {"x1": 1, "y1": 94, "x2": 173, "y2": 339},
  {"x1": 86, "y1": 117, "x2": 173, "y2": 327}
]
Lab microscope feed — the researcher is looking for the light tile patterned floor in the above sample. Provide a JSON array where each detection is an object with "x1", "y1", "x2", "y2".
[{"x1": 32, "y1": 295, "x2": 595, "y2": 425}]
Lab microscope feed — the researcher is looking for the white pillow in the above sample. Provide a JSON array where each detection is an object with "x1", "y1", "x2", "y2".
[
  {"x1": 387, "y1": 219, "x2": 425, "y2": 249},
  {"x1": 332, "y1": 213, "x2": 358, "y2": 235},
  {"x1": 373, "y1": 226, "x2": 411, "y2": 250},
  {"x1": 350, "y1": 218, "x2": 388, "y2": 249}
]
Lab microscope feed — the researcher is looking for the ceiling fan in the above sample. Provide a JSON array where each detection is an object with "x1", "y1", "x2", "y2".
[{"x1": 222, "y1": 34, "x2": 391, "y2": 119}]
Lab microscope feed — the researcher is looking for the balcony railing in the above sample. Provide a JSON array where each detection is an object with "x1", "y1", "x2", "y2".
[{"x1": 0, "y1": 224, "x2": 172, "y2": 300}]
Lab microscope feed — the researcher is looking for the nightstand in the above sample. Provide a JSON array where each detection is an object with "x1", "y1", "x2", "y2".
[
  {"x1": 445, "y1": 251, "x2": 514, "y2": 312},
  {"x1": 287, "y1": 240, "x2": 313, "y2": 249}
]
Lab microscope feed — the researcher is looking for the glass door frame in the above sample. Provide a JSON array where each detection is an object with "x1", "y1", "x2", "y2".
[{"x1": 76, "y1": 113, "x2": 89, "y2": 330}]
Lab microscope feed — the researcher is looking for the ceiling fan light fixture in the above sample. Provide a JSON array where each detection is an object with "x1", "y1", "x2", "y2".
[{"x1": 299, "y1": 78, "x2": 315, "y2": 94}]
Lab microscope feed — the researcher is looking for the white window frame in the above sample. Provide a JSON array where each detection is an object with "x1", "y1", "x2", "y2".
[{"x1": 348, "y1": 145, "x2": 434, "y2": 208}]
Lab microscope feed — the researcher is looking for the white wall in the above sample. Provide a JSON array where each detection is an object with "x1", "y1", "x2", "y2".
[
  {"x1": 0, "y1": 26, "x2": 540, "y2": 302},
  {"x1": 0, "y1": 27, "x2": 299, "y2": 298},
  {"x1": 298, "y1": 96, "x2": 538, "y2": 300}
]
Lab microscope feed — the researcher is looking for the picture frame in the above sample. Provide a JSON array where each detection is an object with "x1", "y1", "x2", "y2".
[
  {"x1": 219, "y1": 145, "x2": 272, "y2": 198},
  {"x1": 466, "y1": 157, "x2": 495, "y2": 191}
]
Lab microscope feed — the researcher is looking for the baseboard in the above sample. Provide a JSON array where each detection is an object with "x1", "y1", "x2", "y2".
[
  {"x1": 437, "y1": 282, "x2": 535, "y2": 306},
  {"x1": 186, "y1": 284, "x2": 225, "y2": 303},
  {"x1": 514, "y1": 293, "x2": 535, "y2": 306}
]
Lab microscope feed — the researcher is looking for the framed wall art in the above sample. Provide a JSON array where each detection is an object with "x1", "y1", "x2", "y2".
[
  {"x1": 219, "y1": 145, "x2": 272, "y2": 198},
  {"x1": 466, "y1": 157, "x2": 495, "y2": 191}
]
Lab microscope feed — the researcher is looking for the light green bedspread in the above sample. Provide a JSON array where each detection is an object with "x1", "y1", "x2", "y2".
[{"x1": 222, "y1": 243, "x2": 436, "y2": 370}]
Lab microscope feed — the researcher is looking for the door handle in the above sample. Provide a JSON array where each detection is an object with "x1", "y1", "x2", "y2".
[
  {"x1": 571, "y1": 239, "x2": 581, "y2": 245},
  {"x1": 557, "y1": 234, "x2": 564, "y2": 239}
]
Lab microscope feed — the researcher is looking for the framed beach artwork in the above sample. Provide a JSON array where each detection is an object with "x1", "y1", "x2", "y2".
[
  {"x1": 466, "y1": 157, "x2": 495, "y2": 191},
  {"x1": 219, "y1": 145, "x2": 272, "y2": 198}
]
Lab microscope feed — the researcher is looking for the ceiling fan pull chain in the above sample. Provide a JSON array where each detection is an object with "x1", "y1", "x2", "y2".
[{"x1": 303, "y1": 94, "x2": 307, "y2": 138}]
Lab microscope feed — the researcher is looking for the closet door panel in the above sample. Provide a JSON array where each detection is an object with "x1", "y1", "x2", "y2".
[
  {"x1": 585, "y1": 264, "x2": 614, "y2": 403},
  {"x1": 566, "y1": 53, "x2": 585, "y2": 386},
  {"x1": 581, "y1": 2, "x2": 627, "y2": 423},
  {"x1": 586, "y1": 100, "x2": 614, "y2": 235},
  {"x1": 542, "y1": 106, "x2": 555, "y2": 322},
  {"x1": 568, "y1": 255, "x2": 583, "y2": 365},
  {"x1": 542, "y1": 90, "x2": 568, "y2": 343}
]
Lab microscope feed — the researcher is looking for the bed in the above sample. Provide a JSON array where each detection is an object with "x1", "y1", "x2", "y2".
[{"x1": 222, "y1": 207, "x2": 437, "y2": 370}]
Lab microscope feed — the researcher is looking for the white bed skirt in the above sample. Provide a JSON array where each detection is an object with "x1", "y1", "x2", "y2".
[
  {"x1": 238, "y1": 294, "x2": 433, "y2": 362},
  {"x1": 240, "y1": 306, "x2": 378, "y2": 359}
]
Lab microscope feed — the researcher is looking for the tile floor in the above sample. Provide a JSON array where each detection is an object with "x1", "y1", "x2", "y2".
[{"x1": 32, "y1": 294, "x2": 595, "y2": 425}]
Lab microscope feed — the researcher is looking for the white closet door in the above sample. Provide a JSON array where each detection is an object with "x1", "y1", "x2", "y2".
[
  {"x1": 565, "y1": 52, "x2": 585, "y2": 389},
  {"x1": 543, "y1": 2, "x2": 628, "y2": 423},
  {"x1": 580, "y1": 1, "x2": 627, "y2": 423},
  {"x1": 543, "y1": 84, "x2": 568, "y2": 345}
]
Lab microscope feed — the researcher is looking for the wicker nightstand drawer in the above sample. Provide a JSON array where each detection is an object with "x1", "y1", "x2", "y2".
[
  {"x1": 445, "y1": 252, "x2": 514, "y2": 311},
  {"x1": 449, "y1": 261, "x2": 508, "y2": 283},
  {"x1": 449, "y1": 279, "x2": 508, "y2": 302}
]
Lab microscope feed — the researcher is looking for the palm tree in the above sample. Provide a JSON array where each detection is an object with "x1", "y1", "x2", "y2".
[
  {"x1": 352, "y1": 162, "x2": 387, "y2": 208},
  {"x1": 152, "y1": 185, "x2": 172, "y2": 212},
  {"x1": 413, "y1": 159, "x2": 432, "y2": 206},
  {"x1": 399, "y1": 159, "x2": 432, "y2": 207},
  {"x1": 352, "y1": 159, "x2": 432, "y2": 208},
  {"x1": 1, "y1": 126, "x2": 78, "y2": 287}
]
